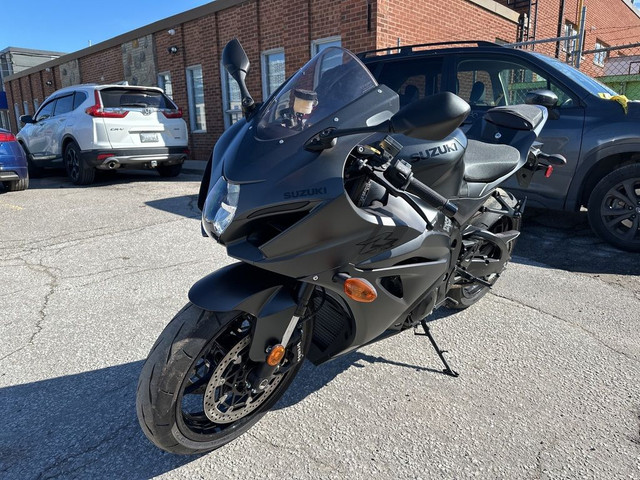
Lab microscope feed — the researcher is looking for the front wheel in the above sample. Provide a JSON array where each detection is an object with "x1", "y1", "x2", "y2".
[
  {"x1": 136, "y1": 303, "x2": 312, "y2": 454},
  {"x1": 587, "y1": 164, "x2": 640, "y2": 252}
]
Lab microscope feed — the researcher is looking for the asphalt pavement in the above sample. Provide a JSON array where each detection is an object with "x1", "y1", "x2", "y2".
[{"x1": 0, "y1": 168, "x2": 638, "y2": 479}]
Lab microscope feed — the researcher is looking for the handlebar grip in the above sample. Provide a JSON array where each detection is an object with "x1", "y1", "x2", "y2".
[{"x1": 406, "y1": 176, "x2": 458, "y2": 218}]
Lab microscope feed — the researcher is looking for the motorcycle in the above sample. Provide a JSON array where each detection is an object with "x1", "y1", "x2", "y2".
[{"x1": 136, "y1": 39, "x2": 565, "y2": 454}]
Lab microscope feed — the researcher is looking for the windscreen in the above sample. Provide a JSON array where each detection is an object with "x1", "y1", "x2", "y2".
[{"x1": 256, "y1": 47, "x2": 378, "y2": 140}]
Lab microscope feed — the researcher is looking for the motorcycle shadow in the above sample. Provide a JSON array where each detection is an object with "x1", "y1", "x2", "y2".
[
  {"x1": 0, "y1": 360, "x2": 198, "y2": 479},
  {"x1": 275, "y1": 336, "x2": 456, "y2": 411}
]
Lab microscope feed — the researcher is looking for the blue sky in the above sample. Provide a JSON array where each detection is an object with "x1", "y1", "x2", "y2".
[{"x1": 1, "y1": 1, "x2": 213, "y2": 53}]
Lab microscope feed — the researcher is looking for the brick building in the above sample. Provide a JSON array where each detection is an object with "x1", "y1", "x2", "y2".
[{"x1": 4, "y1": 0, "x2": 640, "y2": 159}]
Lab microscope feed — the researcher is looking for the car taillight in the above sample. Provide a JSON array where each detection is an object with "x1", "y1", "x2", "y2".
[
  {"x1": 86, "y1": 90, "x2": 129, "y2": 118},
  {"x1": 162, "y1": 108, "x2": 183, "y2": 119},
  {"x1": 0, "y1": 132, "x2": 16, "y2": 142}
]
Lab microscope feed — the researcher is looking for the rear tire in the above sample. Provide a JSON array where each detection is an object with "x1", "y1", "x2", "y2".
[
  {"x1": 64, "y1": 141, "x2": 95, "y2": 185},
  {"x1": 446, "y1": 190, "x2": 520, "y2": 309},
  {"x1": 136, "y1": 302, "x2": 312, "y2": 454},
  {"x1": 157, "y1": 163, "x2": 182, "y2": 177},
  {"x1": 587, "y1": 164, "x2": 640, "y2": 252},
  {"x1": 3, "y1": 172, "x2": 29, "y2": 191}
]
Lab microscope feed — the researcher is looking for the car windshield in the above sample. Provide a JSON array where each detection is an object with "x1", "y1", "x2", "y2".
[
  {"x1": 530, "y1": 52, "x2": 618, "y2": 96},
  {"x1": 255, "y1": 47, "x2": 378, "y2": 140}
]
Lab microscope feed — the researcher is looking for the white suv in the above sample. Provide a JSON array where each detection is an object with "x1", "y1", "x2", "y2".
[{"x1": 17, "y1": 84, "x2": 189, "y2": 185}]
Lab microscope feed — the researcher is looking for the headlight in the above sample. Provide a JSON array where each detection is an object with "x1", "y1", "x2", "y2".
[{"x1": 202, "y1": 177, "x2": 240, "y2": 238}]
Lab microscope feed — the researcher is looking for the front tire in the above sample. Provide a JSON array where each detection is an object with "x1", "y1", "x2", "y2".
[
  {"x1": 587, "y1": 164, "x2": 640, "y2": 252},
  {"x1": 64, "y1": 141, "x2": 95, "y2": 185},
  {"x1": 137, "y1": 303, "x2": 312, "y2": 454}
]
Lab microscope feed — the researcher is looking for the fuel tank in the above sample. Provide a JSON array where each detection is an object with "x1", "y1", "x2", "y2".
[{"x1": 394, "y1": 129, "x2": 467, "y2": 198}]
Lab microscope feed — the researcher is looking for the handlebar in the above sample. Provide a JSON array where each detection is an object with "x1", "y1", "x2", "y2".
[{"x1": 384, "y1": 158, "x2": 458, "y2": 218}]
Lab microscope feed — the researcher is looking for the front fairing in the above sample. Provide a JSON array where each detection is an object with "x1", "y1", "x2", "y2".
[{"x1": 203, "y1": 47, "x2": 449, "y2": 278}]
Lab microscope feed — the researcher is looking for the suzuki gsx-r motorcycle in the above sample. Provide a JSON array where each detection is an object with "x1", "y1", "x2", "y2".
[{"x1": 136, "y1": 40, "x2": 565, "y2": 454}]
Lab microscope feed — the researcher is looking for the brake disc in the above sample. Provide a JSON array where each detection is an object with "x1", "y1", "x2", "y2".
[{"x1": 203, "y1": 336, "x2": 284, "y2": 424}]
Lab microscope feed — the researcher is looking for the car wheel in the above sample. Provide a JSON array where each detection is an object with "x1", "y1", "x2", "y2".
[
  {"x1": 64, "y1": 141, "x2": 95, "y2": 185},
  {"x1": 587, "y1": 164, "x2": 640, "y2": 252},
  {"x1": 157, "y1": 163, "x2": 182, "y2": 177},
  {"x1": 3, "y1": 172, "x2": 29, "y2": 192}
]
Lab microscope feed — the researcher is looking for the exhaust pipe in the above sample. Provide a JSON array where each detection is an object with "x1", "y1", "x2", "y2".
[{"x1": 107, "y1": 160, "x2": 120, "y2": 170}]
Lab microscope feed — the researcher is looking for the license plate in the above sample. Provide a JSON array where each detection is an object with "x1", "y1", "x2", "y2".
[{"x1": 140, "y1": 132, "x2": 159, "y2": 143}]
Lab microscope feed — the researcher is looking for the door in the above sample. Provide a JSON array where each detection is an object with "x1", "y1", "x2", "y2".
[
  {"x1": 453, "y1": 53, "x2": 586, "y2": 209},
  {"x1": 25, "y1": 98, "x2": 57, "y2": 160}
]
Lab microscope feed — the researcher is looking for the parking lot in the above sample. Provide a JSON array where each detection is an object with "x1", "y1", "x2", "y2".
[{"x1": 1, "y1": 168, "x2": 639, "y2": 479}]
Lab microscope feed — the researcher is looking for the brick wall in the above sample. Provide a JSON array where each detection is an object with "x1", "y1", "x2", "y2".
[
  {"x1": 376, "y1": 0, "x2": 518, "y2": 49},
  {"x1": 5, "y1": 0, "x2": 640, "y2": 150}
]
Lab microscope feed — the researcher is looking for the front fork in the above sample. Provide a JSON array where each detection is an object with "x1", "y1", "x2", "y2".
[{"x1": 246, "y1": 283, "x2": 315, "y2": 392}]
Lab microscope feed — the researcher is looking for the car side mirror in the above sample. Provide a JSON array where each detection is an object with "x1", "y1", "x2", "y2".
[
  {"x1": 20, "y1": 115, "x2": 35, "y2": 124},
  {"x1": 525, "y1": 89, "x2": 558, "y2": 108},
  {"x1": 389, "y1": 92, "x2": 471, "y2": 140},
  {"x1": 222, "y1": 39, "x2": 255, "y2": 116}
]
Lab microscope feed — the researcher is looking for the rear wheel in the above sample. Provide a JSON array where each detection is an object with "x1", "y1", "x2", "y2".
[
  {"x1": 587, "y1": 164, "x2": 640, "y2": 252},
  {"x1": 157, "y1": 163, "x2": 182, "y2": 177},
  {"x1": 64, "y1": 141, "x2": 95, "y2": 185},
  {"x1": 136, "y1": 303, "x2": 312, "y2": 454},
  {"x1": 446, "y1": 190, "x2": 520, "y2": 309},
  {"x1": 3, "y1": 172, "x2": 29, "y2": 191}
]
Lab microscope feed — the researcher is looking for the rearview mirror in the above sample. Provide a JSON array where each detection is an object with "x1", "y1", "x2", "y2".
[
  {"x1": 525, "y1": 89, "x2": 558, "y2": 108},
  {"x1": 389, "y1": 92, "x2": 470, "y2": 140},
  {"x1": 20, "y1": 115, "x2": 35, "y2": 124},
  {"x1": 222, "y1": 39, "x2": 255, "y2": 115}
]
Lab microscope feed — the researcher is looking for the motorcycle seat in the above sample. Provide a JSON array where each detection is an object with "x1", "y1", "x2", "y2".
[
  {"x1": 483, "y1": 104, "x2": 545, "y2": 131},
  {"x1": 463, "y1": 139, "x2": 520, "y2": 182}
]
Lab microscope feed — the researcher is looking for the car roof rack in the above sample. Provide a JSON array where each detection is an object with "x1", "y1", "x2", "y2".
[{"x1": 357, "y1": 40, "x2": 499, "y2": 59}]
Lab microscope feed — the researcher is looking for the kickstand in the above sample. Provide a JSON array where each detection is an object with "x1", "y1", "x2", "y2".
[{"x1": 415, "y1": 320, "x2": 459, "y2": 377}]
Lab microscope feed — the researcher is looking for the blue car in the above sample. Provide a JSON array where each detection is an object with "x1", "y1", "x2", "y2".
[{"x1": 0, "y1": 128, "x2": 29, "y2": 191}]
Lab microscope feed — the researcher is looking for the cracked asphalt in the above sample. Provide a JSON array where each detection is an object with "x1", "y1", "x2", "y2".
[{"x1": 0, "y1": 170, "x2": 639, "y2": 479}]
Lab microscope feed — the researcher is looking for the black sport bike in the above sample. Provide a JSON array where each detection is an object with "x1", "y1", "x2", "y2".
[{"x1": 136, "y1": 40, "x2": 564, "y2": 454}]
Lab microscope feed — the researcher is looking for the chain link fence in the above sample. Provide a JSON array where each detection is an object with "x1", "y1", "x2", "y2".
[{"x1": 581, "y1": 43, "x2": 640, "y2": 100}]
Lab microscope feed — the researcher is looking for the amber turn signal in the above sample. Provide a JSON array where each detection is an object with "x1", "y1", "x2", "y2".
[
  {"x1": 266, "y1": 344, "x2": 286, "y2": 366},
  {"x1": 344, "y1": 277, "x2": 377, "y2": 303}
]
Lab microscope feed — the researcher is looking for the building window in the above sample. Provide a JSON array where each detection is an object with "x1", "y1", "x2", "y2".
[
  {"x1": 33, "y1": 99, "x2": 40, "y2": 112},
  {"x1": 594, "y1": 40, "x2": 608, "y2": 67},
  {"x1": 261, "y1": 48, "x2": 285, "y2": 100},
  {"x1": 563, "y1": 22, "x2": 577, "y2": 58},
  {"x1": 311, "y1": 36, "x2": 343, "y2": 77},
  {"x1": 186, "y1": 65, "x2": 206, "y2": 132},
  {"x1": 221, "y1": 67, "x2": 242, "y2": 128},
  {"x1": 158, "y1": 71, "x2": 173, "y2": 99},
  {"x1": 311, "y1": 36, "x2": 342, "y2": 56}
]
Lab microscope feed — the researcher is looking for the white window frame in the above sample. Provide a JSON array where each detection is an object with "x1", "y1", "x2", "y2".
[
  {"x1": 220, "y1": 63, "x2": 243, "y2": 129},
  {"x1": 594, "y1": 41, "x2": 608, "y2": 67},
  {"x1": 260, "y1": 48, "x2": 285, "y2": 100},
  {"x1": 563, "y1": 22, "x2": 577, "y2": 55},
  {"x1": 186, "y1": 65, "x2": 206, "y2": 132},
  {"x1": 311, "y1": 36, "x2": 342, "y2": 56},
  {"x1": 158, "y1": 71, "x2": 173, "y2": 99},
  {"x1": 22, "y1": 101, "x2": 29, "y2": 116}
]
